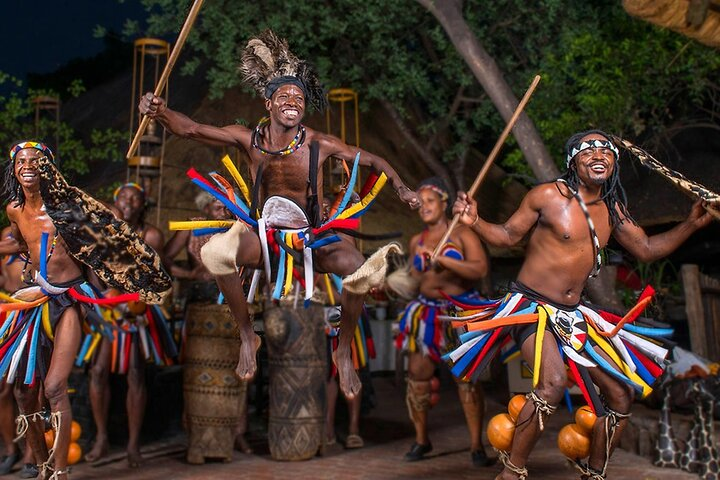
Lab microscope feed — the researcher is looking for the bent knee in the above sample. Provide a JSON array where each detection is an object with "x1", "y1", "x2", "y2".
[
  {"x1": 604, "y1": 384, "x2": 634, "y2": 413},
  {"x1": 44, "y1": 379, "x2": 68, "y2": 404},
  {"x1": 536, "y1": 372, "x2": 567, "y2": 404},
  {"x1": 90, "y1": 364, "x2": 110, "y2": 385}
]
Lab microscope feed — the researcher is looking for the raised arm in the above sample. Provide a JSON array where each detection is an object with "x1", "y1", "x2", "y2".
[
  {"x1": 613, "y1": 200, "x2": 712, "y2": 262},
  {"x1": 319, "y1": 135, "x2": 420, "y2": 209},
  {"x1": 453, "y1": 184, "x2": 550, "y2": 248},
  {"x1": 139, "y1": 93, "x2": 250, "y2": 148}
]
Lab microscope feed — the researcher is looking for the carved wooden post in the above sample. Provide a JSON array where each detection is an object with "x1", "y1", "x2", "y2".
[{"x1": 681, "y1": 264, "x2": 708, "y2": 359}]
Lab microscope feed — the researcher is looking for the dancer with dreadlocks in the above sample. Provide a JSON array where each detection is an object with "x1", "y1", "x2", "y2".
[
  {"x1": 139, "y1": 30, "x2": 419, "y2": 399},
  {"x1": 448, "y1": 131, "x2": 713, "y2": 480},
  {"x1": 0, "y1": 142, "x2": 170, "y2": 479}
]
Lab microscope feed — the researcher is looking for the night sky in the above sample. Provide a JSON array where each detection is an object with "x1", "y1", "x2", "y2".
[{"x1": 1, "y1": 0, "x2": 146, "y2": 82}]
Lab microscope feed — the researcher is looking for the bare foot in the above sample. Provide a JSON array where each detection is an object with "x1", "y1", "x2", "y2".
[
  {"x1": 234, "y1": 434, "x2": 253, "y2": 454},
  {"x1": 85, "y1": 437, "x2": 109, "y2": 463},
  {"x1": 332, "y1": 349, "x2": 361, "y2": 399},
  {"x1": 235, "y1": 333, "x2": 262, "y2": 381},
  {"x1": 127, "y1": 450, "x2": 143, "y2": 468},
  {"x1": 495, "y1": 470, "x2": 521, "y2": 480}
]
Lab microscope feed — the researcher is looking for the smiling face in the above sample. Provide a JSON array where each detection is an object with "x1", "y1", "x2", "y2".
[
  {"x1": 265, "y1": 84, "x2": 306, "y2": 128},
  {"x1": 417, "y1": 188, "x2": 447, "y2": 225},
  {"x1": 13, "y1": 148, "x2": 44, "y2": 192},
  {"x1": 572, "y1": 133, "x2": 616, "y2": 187},
  {"x1": 114, "y1": 186, "x2": 145, "y2": 223}
]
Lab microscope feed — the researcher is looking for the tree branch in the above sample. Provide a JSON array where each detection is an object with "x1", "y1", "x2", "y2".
[
  {"x1": 425, "y1": 85, "x2": 465, "y2": 152},
  {"x1": 415, "y1": 0, "x2": 560, "y2": 181},
  {"x1": 380, "y1": 98, "x2": 453, "y2": 189}
]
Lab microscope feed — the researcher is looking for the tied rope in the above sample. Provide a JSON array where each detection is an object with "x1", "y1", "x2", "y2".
[
  {"x1": 406, "y1": 379, "x2": 431, "y2": 414},
  {"x1": 527, "y1": 390, "x2": 557, "y2": 432},
  {"x1": 572, "y1": 460, "x2": 606, "y2": 480},
  {"x1": 35, "y1": 410, "x2": 65, "y2": 479},
  {"x1": 13, "y1": 411, "x2": 45, "y2": 442},
  {"x1": 601, "y1": 407, "x2": 630, "y2": 477},
  {"x1": 47, "y1": 468, "x2": 68, "y2": 480},
  {"x1": 571, "y1": 406, "x2": 631, "y2": 479},
  {"x1": 497, "y1": 449, "x2": 528, "y2": 480}
]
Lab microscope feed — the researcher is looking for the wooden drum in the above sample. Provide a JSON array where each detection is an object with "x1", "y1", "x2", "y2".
[
  {"x1": 264, "y1": 303, "x2": 326, "y2": 461},
  {"x1": 183, "y1": 303, "x2": 245, "y2": 464}
]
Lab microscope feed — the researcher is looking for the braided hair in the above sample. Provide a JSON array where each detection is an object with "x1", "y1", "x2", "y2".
[
  {"x1": 3, "y1": 140, "x2": 55, "y2": 208},
  {"x1": 3, "y1": 160, "x2": 24, "y2": 208},
  {"x1": 560, "y1": 130, "x2": 636, "y2": 227}
]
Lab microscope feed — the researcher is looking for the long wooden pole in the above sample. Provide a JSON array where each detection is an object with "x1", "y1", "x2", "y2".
[
  {"x1": 431, "y1": 75, "x2": 541, "y2": 260},
  {"x1": 126, "y1": 0, "x2": 205, "y2": 159}
]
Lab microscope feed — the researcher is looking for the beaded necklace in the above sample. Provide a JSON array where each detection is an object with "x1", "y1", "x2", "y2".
[
  {"x1": 251, "y1": 117, "x2": 306, "y2": 156},
  {"x1": 22, "y1": 232, "x2": 59, "y2": 282}
]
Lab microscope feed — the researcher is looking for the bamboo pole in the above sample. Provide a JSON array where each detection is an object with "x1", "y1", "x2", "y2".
[
  {"x1": 431, "y1": 75, "x2": 541, "y2": 260},
  {"x1": 126, "y1": 0, "x2": 205, "y2": 158}
]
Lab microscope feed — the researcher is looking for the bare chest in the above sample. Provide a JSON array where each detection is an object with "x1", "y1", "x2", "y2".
[
  {"x1": 252, "y1": 147, "x2": 318, "y2": 204},
  {"x1": 16, "y1": 209, "x2": 56, "y2": 255},
  {"x1": 541, "y1": 200, "x2": 612, "y2": 248}
]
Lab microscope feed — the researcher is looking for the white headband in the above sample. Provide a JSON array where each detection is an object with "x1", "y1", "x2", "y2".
[{"x1": 566, "y1": 139, "x2": 619, "y2": 167}]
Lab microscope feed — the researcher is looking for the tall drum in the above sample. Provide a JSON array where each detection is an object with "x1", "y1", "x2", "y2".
[
  {"x1": 264, "y1": 303, "x2": 326, "y2": 461},
  {"x1": 183, "y1": 303, "x2": 245, "y2": 464}
]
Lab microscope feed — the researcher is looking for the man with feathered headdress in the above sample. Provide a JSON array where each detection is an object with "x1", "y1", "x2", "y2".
[{"x1": 140, "y1": 30, "x2": 419, "y2": 399}]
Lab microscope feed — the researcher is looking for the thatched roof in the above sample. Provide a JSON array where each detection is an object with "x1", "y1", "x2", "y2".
[{"x1": 624, "y1": 0, "x2": 720, "y2": 47}]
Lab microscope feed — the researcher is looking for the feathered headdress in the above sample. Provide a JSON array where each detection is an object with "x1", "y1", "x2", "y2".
[{"x1": 240, "y1": 30, "x2": 327, "y2": 112}]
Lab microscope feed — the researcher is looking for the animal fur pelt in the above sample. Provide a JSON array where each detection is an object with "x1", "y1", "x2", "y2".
[{"x1": 37, "y1": 156, "x2": 171, "y2": 304}]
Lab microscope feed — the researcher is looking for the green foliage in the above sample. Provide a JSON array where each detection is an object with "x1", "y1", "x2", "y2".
[
  {"x1": 95, "y1": 181, "x2": 123, "y2": 203},
  {"x1": 127, "y1": 0, "x2": 719, "y2": 184},
  {"x1": 0, "y1": 73, "x2": 126, "y2": 183},
  {"x1": 529, "y1": 2, "x2": 720, "y2": 166},
  {"x1": 617, "y1": 258, "x2": 682, "y2": 320}
]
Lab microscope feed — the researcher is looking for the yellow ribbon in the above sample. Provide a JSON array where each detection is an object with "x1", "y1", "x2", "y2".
[
  {"x1": 586, "y1": 327, "x2": 652, "y2": 398},
  {"x1": 323, "y1": 274, "x2": 336, "y2": 306},
  {"x1": 41, "y1": 302, "x2": 54, "y2": 341},
  {"x1": 221, "y1": 154, "x2": 251, "y2": 205},
  {"x1": 168, "y1": 220, "x2": 236, "y2": 230},
  {"x1": 354, "y1": 326, "x2": 365, "y2": 368},
  {"x1": 282, "y1": 233, "x2": 294, "y2": 297},
  {"x1": 337, "y1": 173, "x2": 387, "y2": 220},
  {"x1": 533, "y1": 306, "x2": 548, "y2": 388}
]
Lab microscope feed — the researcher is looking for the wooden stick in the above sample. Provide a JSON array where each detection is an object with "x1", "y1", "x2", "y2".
[
  {"x1": 126, "y1": 0, "x2": 205, "y2": 159},
  {"x1": 610, "y1": 134, "x2": 720, "y2": 222},
  {"x1": 431, "y1": 75, "x2": 542, "y2": 260}
]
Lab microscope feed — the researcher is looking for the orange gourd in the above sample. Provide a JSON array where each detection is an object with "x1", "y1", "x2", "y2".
[
  {"x1": 487, "y1": 413, "x2": 516, "y2": 451},
  {"x1": 558, "y1": 423, "x2": 591, "y2": 459}
]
